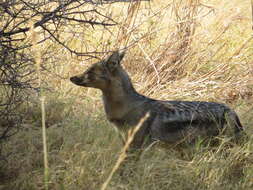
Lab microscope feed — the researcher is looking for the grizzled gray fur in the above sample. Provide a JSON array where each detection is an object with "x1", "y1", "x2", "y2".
[{"x1": 70, "y1": 51, "x2": 244, "y2": 148}]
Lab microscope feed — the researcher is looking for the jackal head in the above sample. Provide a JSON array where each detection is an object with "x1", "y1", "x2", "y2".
[{"x1": 70, "y1": 51, "x2": 126, "y2": 90}]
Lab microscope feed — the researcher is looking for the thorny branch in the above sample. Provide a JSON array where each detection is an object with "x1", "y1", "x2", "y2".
[{"x1": 0, "y1": 0, "x2": 117, "y2": 143}]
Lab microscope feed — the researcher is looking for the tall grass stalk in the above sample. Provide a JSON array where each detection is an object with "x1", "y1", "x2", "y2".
[
  {"x1": 30, "y1": 24, "x2": 49, "y2": 190},
  {"x1": 101, "y1": 113, "x2": 149, "y2": 190},
  {"x1": 40, "y1": 96, "x2": 49, "y2": 190},
  {"x1": 251, "y1": 0, "x2": 253, "y2": 29}
]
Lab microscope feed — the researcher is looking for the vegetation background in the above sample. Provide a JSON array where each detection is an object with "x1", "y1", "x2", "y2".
[{"x1": 0, "y1": 0, "x2": 253, "y2": 189}]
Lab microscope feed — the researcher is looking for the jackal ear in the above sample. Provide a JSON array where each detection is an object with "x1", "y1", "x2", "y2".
[{"x1": 105, "y1": 50, "x2": 125, "y2": 70}]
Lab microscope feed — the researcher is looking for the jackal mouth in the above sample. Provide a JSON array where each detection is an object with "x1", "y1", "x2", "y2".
[{"x1": 70, "y1": 76, "x2": 87, "y2": 86}]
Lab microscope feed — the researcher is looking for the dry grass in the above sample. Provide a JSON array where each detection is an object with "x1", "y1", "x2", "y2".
[
  {"x1": 1, "y1": 0, "x2": 253, "y2": 189},
  {"x1": 30, "y1": 23, "x2": 49, "y2": 190},
  {"x1": 101, "y1": 113, "x2": 149, "y2": 190}
]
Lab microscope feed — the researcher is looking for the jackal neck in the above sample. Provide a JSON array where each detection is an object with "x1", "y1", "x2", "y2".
[{"x1": 102, "y1": 68, "x2": 146, "y2": 120}]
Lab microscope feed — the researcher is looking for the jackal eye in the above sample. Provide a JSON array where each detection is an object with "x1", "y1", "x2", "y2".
[
  {"x1": 101, "y1": 61, "x2": 106, "y2": 66},
  {"x1": 84, "y1": 73, "x2": 95, "y2": 81}
]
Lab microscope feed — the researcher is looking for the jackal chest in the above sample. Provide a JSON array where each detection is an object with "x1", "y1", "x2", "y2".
[
  {"x1": 104, "y1": 103, "x2": 125, "y2": 120},
  {"x1": 105, "y1": 110, "x2": 134, "y2": 127},
  {"x1": 104, "y1": 107, "x2": 141, "y2": 129},
  {"x1": 108, "y1": 118, "x2": 126, "y2": 127}
]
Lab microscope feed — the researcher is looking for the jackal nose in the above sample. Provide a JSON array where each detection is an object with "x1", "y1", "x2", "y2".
[{"x1": 70, "y1": 76, "x2": 82, "y2": 84}]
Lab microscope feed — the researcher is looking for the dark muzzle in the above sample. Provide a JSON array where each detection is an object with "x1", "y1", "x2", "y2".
[{"x1": 70, "y1": 76, "x2": 83, "y2": 85}]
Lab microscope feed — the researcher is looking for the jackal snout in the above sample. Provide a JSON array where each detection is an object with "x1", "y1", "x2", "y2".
[
  {"x1": 70, "y1": 70, "x2": 98, "y2": 88},
  {"x1": 70, "y1": 75, "x2": 84, "y2": 85}
]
